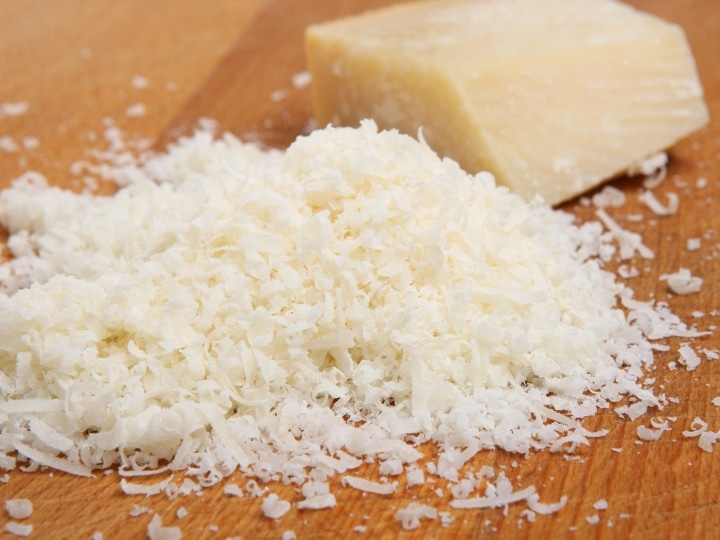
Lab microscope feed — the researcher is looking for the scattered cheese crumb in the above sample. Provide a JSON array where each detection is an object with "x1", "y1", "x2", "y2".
[
  {"x1": 21, "y1": 136, "x2": 39, "y2": 150},
  {"x1": 129, "y1": 505, "x2": 153, "y2": 517},
  {"x1": 3, "y1": 522, "x2": 33, "y2": 537},
  {"x1": 132, "y1": 76, "x2": 150, "y2": 89},
  {"x1": 617, "y1": 264, "x2": 639, "y2": 279},
  {"x1": 4, "y1": 499, "x2": 32, "y2": 520},
  {"x1": 125, "y1": 103, "x2": 147, "y2": 117},
  {"x1": 269, "y1": 89, "x2": 289, "y2": 102},
  {"x1": 439, "y1": 511, "x2": 455, "y2": 527},
  {"x1": 660, "y1": 268, "x2": 703, "y2": 295},
  {"x1": 593, "y1": 499, "x2": 609, "y2": 511},
  {"x1": 0, "y1": 102, "x2": 29, "y2": 117},
  {"x1": 147, "y1": 514, "x2": 181, "y2": 540},
  {"x1": 0, "y1": 135, "x2": 19, "y2": 153},
  {"x1": 395, "y1": 503, "x2": 438, "y2": 531},
  {"x1": 686, "y1": 238, "x2": 701, "y2": 251},
  {"x1": 223, "y1": 484, "x2": 244, "y2": 498},
  {"x1": 678, "y1": 343, "x2": 702, "y2": 371},
  {"x1": 291, "y1": 71, "x2": 312, "y2": 89}
]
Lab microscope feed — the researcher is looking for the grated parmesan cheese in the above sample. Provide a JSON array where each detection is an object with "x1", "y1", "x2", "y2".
[
  {"x1": 129, "y1": 505, "x2": 153, "y2": 517},
  {"x1": 291, "y1": 71, "x2": 312, "y2": 90},
  {"x1": 591, "y1": 186, "x2": 626, "y2": 208},
  {"x1": 0, "y1": 120, "x2": 709, "y2": 527}
]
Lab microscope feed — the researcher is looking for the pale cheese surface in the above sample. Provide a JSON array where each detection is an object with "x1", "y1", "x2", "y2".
[{"x1": 306, "y1": 0, "x2": 709, "y2": 205}]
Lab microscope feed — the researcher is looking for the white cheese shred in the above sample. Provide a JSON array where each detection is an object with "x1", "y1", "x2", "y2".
[
  {"x1": 342, "y1": 475, "x2": 398, "y2": 495},
  {"x1": 638, "y1": 190, "x2": 679, "y2": 216},
  {"x1": 526, "y1": 493, "x2": 568, "y2": 515},
  {"x1": 297, "y1": 493, "x2": 337, "y2": 510}
]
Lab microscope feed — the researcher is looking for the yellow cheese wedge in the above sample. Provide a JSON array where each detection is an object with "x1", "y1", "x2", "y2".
[{"x1": 305, "y1": 0, "x2": 709, "y2": 206}]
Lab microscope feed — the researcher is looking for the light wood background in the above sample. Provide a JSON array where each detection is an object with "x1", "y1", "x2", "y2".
[{"x1": 1, "y1": 0, "x2": 719, "y2": 538}]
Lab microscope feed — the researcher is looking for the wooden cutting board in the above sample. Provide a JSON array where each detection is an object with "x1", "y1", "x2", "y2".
[{"x1": 1, "y1": 1, "x2": 719, "y2": 538}]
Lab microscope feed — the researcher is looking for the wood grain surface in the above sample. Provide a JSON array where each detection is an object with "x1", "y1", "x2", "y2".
[{"x1": 1, "y1": 1, "x2": 719, "y2": 539}]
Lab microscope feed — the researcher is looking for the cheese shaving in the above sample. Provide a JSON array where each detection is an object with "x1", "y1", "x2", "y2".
[
  {"x1": 450, "y1": 486, "x2": 537, "y2": 509},
  {"x1": 526, "y1": 493, "x2": 568, "y2": 515},
  {"x1": 638, "y1": 190, "x2": 679, "y2": 216},
  {"x1": 297, "y1": 493, "x2": 337, "y2": 510},
  {"x1": 120, "y1": 476, "x2": 174, "y2": 496},
  {"x1": 342, "y1": 475, "x2": 398, "y2": 495}
]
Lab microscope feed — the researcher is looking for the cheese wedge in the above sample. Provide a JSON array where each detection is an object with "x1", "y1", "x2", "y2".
[{"x1": 305, "y1": 0, "x2": 709, "y2": 206}]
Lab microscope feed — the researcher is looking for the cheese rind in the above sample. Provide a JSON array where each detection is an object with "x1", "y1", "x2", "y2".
[{"x1": 306, "y1": 0, "x2": 709, "y2": 205}]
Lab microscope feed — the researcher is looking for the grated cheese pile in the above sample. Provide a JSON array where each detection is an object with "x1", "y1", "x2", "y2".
[{"x1": 0, "y1": 121, "x2": 701, "y2": 489}]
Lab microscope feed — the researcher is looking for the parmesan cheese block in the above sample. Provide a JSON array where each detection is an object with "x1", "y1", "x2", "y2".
[{"x1": 305, "y1": 0, "x2": 709, "y2": 205}]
